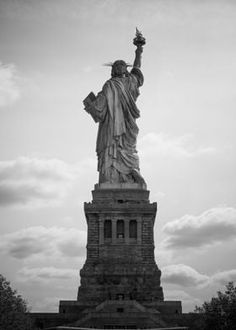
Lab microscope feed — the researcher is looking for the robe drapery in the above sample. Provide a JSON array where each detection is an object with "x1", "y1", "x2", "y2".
[{"x1": 86, "y1": 67, "x2": 145, "y2": 184}]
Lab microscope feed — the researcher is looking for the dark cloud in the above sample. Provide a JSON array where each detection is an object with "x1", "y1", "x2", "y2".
[
  {"x1": 162, "y1": 264, "x2": 209, "y2": 287},
  {"x1": 0, "y1": 157, "x2": 77, "y2": 207},
  {"x1": 9, "y1": 237, "x2": 43, "y2": 259},
  {"x1": 17, "y1": 267, "x2": 77, "y2": 282},
  {"x1": 0, "y1": 226, "x2": 86, "y2": 260},
  {"x1": 163, "y1": 207, "x2": 236, "y2": 249},
  {"x1": 212, "y1": 269, "x2": 236, "y2": 285},
  {"x1": 162, "y1": 264, "x2": 236, "y2": 292},
  {"x1": 58, "y1": 241, "x2": 86, "y2": 257},
  {"x1": 0, "y1": 182, "x2": 53, "y2": 206}
]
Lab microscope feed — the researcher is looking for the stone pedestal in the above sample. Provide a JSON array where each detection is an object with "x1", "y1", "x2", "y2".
[
  {"x1": 77, "y1": 184, "x2": 163, "y2": 306},
  {"x1": 59, "y1": 184, "x2": 182, "y2": 328}
]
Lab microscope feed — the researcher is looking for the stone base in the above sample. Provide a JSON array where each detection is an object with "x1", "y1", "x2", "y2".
[
  {"x1": 95, "y1": 182, "x2": 147, "y2": 190},
  {"x1": 78, "y1": 187, "x2": 163, "y2": 306},
  {"x1": 31, "y1": 310, "x2": 205, "y2": 330},
  {"x1": 59, "y1": 299, "x2": 182, "y2": 315},
  {"x1": 91, "y1": 185, "x2": 150, "y2": 203},
  {"x1": 58, "y1": 299, "x2": 183, "y2": 329},
  {"x1": 46, "y1": 328, "x2": 188, "y2": 330},
  {"x1": 53, "y1": 186, "x2": 184, "y2": 329},
  {"x1": 45, "y1": 326, "x2": 189, "y2": 330}
]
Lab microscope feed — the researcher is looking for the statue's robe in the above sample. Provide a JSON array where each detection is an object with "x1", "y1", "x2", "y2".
[{"x1": 86, "y1": 67, "x2": 145, "y2": 184}]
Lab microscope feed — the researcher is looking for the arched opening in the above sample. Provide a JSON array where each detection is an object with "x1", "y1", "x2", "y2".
[
  {"x1": 117, "y1": 220, "x2": 124, "y2": 238},
  {"x1": 104, "y1": 220, "x2": 112, "y2": 239},
  {"x1": 129, "y1": 220, "x2": 137, "y2": 238}
]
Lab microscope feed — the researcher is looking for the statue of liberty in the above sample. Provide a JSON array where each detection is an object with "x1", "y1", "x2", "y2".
[{"x1": 83, "y1": 29, "x2": 146, "y2": 185}]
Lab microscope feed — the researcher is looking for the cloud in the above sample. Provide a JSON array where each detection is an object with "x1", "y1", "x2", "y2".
[
  {"x1": 162, "y1": 264, "x2": 236, "y2": 289},
  {"x1": 162, "y1": 264, "x2": 209, "y2": 287},
  {"x1": 138, "y1": 132, "x2": 216, "y2": 159},
  {"x1": 211, "y1": 269, "x2": 236, "y2": 286},
  {"x1": 0, "y1": 226, "x2": 86, "y2": 260},
  {"x1": 161, "y1": 263, "x2": 236, "y2": 312},
  {"x1": 162, "y1": 266, "x2": 236, "y2": 312},
  {"x1": 0, "y1": 61, "x2": 20, "y2": 107},
  {"x1": 17, "y1": 267, "x2": 77, "y2": 282},
  {"x1": 163, "y1": 206, "x2": 236, "y2": 249},
  {"x1": 0, "y1": 157, "x2": 79, "y2": 207}
]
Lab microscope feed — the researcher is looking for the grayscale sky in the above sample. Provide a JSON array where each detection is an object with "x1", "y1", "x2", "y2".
[{"x1": 0, "y1": 0, "x2": 236, "y2": 313}]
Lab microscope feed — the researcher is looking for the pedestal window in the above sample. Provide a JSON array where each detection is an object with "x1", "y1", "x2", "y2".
[
  {"x1": 104, "y1": 220, "x2": 112, "y2": 239},
  {"x1": 117, "y1": 220, "x2": 124, "y2": 238},
  {"x1": 129, "y1": 220, "x2": 137, "y2": 239}
]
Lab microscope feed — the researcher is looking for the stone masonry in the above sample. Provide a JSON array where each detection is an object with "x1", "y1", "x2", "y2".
[
  {"x1": 58, "y1": 184, "x2": 182, "y2": 328},
  {"x1": 77, "y1": 185, "x2": 164, "y2": 306}
]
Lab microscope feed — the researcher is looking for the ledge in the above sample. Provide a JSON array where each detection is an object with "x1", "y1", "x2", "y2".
[{"x1": 94, "y1": 182, "x2": 147, "y2": 190}]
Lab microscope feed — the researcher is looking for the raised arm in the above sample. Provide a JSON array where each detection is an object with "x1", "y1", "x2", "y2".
[
  {"x1": 132, "y1": 28, "x2": 146, "y2": 69},
  {"x1": 133, "y1": 45, "x2": 143, "y2": 69}
]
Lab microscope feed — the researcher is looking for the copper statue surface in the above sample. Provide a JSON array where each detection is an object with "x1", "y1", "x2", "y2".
[{"x1": 83, "y1": 29, "x2": 146, "y2": 185}]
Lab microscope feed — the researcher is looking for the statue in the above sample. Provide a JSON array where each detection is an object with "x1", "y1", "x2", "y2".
[{"x1": 83, "y1": 29, "x2": 146, "y2": 185}]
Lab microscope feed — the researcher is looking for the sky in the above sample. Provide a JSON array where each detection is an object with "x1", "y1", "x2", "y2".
[{"x1": 0, "y1": 0, "x2": 236, "y2": 313}]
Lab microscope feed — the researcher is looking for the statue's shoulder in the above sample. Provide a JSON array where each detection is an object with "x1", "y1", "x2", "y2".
[
  {"x1": 130, "y1": 67, "x2": 144, "y2": 86},
  {"x1": 102, "y1": 78, "x2": 119, "y2": 95},
  {"x1": 102, "y1": 79, "x2": 112, "y2": 91}
]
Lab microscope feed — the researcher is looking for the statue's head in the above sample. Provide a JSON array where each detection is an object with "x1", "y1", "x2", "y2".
[{"x1": 111, "y1": 60, "x2": 130, "y2": 78}]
